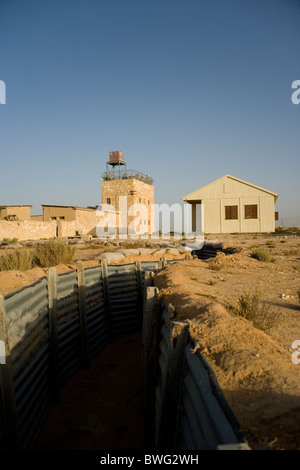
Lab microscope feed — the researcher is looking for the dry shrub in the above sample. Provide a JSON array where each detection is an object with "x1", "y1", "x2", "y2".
[
  {"x1": 0, "y1": 249, "x2": 34, "y2": 271},
  {"x1": 33, "y1": 241, "x2": 76, "y2": 268},
  {"x1": 251, "y1": 248, "x2": 275, "y2": 263},
  {"x1": 233, "y1": 289, "x2": 282, "y2": 332},
  {"x1": 1, "y1": 237, "x2": 18, "y2": 246}
]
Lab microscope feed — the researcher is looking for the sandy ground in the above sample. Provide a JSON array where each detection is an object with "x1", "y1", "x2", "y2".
[
  {"x1": 35, "y1": 332, "x2": 144, "y2": 450},
  {"x1": 1, "y1": 232, "x2": 300, "y2": 450},
  {"x1": 154, "y1": 232, "x2": 300, "y2": 450}
]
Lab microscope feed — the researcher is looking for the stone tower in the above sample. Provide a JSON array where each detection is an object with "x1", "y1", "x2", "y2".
[{"x1": 101, "y1": 151, "x2": 155, "y2": 237}]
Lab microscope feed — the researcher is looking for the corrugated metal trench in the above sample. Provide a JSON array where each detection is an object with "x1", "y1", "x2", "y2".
[{"x1": 0, "y1": 256, "x2": 249, "y2": 451}]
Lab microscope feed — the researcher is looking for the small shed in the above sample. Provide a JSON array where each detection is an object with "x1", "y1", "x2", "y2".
[
  {"x1": 182, "y1": 175, "x2": 278, "y2": 234},
  {"x1": 0, "y1": 205, "x2": 32, "y2": 221}
]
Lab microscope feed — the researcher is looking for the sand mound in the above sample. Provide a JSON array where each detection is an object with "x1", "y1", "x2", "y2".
[{"x1": 155, "y1": 256, "x2": 300, "y2": 450}]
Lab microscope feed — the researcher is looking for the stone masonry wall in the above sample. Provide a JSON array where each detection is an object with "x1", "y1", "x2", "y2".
[
  {"x1": 101, "y1": 178, "x2": 154, "y2": 235},
  {"x1": 0, "y1": 220, "x2": 57, "y2": 241}
]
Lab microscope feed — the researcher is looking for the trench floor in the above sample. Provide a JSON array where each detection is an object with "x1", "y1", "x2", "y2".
[{"x1": 35, "y1": 331, "x2": 144, "y2": 451}]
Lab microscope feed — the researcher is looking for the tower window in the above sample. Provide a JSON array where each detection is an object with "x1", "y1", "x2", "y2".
[{"x1": 106, "y1": 198, "x2": 111, "y2": 205}]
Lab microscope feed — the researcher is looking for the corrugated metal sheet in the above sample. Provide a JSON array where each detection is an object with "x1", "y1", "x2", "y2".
[
  {"x1": 176, "y1": 345, "x2": 242, "y2": 449},
  {"x1": 150, "y1": 293, "x2": 247, "y2": 451},
  {"x1": 4, "y1": 278, "x2": 49, "y2": 383},
  {"x1": 1, "y1": 257, "x2": 243, "y2": 452}
]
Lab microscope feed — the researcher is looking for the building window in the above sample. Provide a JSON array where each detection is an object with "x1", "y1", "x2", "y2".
[
  {"x1": 139, "y1": 198, "x2": 141, "y2": 203},
  {"x1": 59, "y1": 216, "x2": 65, "y2": 220},
  {"x1": 51, "y1": 217, "x2": 57, "y2": 220},
  {"x1": 106, "y1": 198, "x2": 111, "y2": 205},
  {"x1": 245, "y1": 205, "x2": 258, "y2": 219},
  {"x1": 225, "y1": 205, "x2": 238, "y2": 220},
  {"x1": 148, "y1": 200, "x2": 150, "y2": 205}
]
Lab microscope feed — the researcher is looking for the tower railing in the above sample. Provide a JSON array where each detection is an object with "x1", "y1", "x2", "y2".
[{"x1": 101, "y1": 168, "x2": 154, "y2": 185}]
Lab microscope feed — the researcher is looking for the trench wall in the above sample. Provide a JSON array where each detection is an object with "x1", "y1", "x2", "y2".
[{"x1": 0, "y1": 258, "x2": 249, "y2": 451}]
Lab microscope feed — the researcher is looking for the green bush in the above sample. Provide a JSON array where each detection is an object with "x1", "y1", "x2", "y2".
[
  {"x1": 33, "y1": 241, "x2": 76, "y2": 268},
  {"x1": 251, "y1": 248, "x2": 275, "y2": 263},
  {"x1": 0, "y1": 249, "x2": 34, "y2": 271}
]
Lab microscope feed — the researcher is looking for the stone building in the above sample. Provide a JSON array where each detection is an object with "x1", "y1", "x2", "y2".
[
  {"x1": 41, "y1": 204, "x2": 108, "y2": 237},
  {"x1": 0, "y1": 205, "x2": 32, "y2": 221},
  {"x1": 101, "y1": 151, "x2": 155, "y2": 236}
]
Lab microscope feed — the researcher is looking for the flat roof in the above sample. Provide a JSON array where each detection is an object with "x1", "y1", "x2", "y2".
[
  {"x1": 1, "y1": 204, "x2": 33, "y2": 208},
  {"x1": 42, "y1": 205, "x2": 98, "y2": 211}
]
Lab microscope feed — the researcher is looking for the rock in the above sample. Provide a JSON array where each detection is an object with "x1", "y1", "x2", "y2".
[
  {"x1": 116, "y1": 248, "x2": 140, "y2": 256},
  {"x1": 138, "y1": 248, "x2": 155, "y2": 255},
  {"x1": 97, "y1": 252, "x2": 125, "y2": 263},
  {"x1": 177, "y1": 246, "x2": 193, "y2": 254},
  {"x1": 1, "y1": 243, "x2": 24, "y2": 249},
  {"x1": 153, "y1": 248, "x2": 166, "y2": 256},
  {"x1": 166, "y1": 248, "x2": 180, "y2": 256}
]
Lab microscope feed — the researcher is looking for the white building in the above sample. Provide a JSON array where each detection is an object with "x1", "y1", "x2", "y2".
[{"x1": 182, "y1": 174, "x2": 278, "y2": 234}]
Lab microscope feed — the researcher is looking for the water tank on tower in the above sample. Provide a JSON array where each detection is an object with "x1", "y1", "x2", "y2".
[{"x1": 109, "y1": 151, "x2": 124, "y2": 163}]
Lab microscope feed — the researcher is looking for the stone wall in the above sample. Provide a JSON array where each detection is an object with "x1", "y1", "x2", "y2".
[
  {"x1": 101, "y1": 178, "x2": 155, "y2": 235},
  {"x1": 0, "y1": 220, "x2": 57, "y2": 241},
  {"x1": 57, "y1": 220, "x2": 77, "y2": 238}
]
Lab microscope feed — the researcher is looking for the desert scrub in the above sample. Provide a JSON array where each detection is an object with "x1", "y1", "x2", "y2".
[
  {"x1": 233, "y1": 289, "x2": 282, "y2": 331},
  {"x1": 33, "y1": 241, "x2": 76, "y2": 267},
  {"x1": 266, "y1": 240, "x2": 276, "y2": 248},
  {"x1": 251, "y1": 248, "x2": 275, "y2": 263},
  {"x1": 283, "y1": 248, "x2": 299, "y2": 257},
  {"x1": 0, "y1": 249, "x2": 34, "y2": 271},
  {"x1": 297, "y1": 289, "x2": 300, "y2": 303},
  {"x1": 1, "y1": 237, "x2": 18, "y2": 245},
  {"x1": 208, "y1": 260, "x2": 222, "y2": 271}
]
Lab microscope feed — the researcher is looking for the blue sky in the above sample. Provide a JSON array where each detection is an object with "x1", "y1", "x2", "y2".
[{"x1": 0, "y1": 0, "x2": 299, "y2": 219}]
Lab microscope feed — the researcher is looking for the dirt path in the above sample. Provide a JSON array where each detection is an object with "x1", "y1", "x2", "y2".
[{"x1": 35, "y1": 332, "x2": 144, "y2": 451}]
